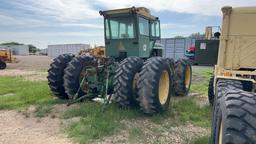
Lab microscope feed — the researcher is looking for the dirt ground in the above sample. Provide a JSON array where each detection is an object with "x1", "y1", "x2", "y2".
[
  {"x1": 0, "y1": 56, "x2": 52, "y2": 81},
  {"x1": 7, "y1": 55, "x2": 52, "y2": 71},
  {"x1": 0, "y1": 110, "x2": 72, "y2": 144},
  {"x1": 0, "y1": 56, "x2": 72, "y2": 144}
]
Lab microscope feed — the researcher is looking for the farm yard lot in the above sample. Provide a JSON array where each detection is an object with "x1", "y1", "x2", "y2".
[{"x1": 0, "y1": 56, "x2": 213, "y2": 144}]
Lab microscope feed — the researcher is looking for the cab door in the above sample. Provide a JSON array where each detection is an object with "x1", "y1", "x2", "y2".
[{"x1": 138, "y1": 17, "x2": 150, "y2": 58}]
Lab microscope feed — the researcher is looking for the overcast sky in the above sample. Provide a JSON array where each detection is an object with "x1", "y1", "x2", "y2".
[{"x1": 0, "y1": 0, "x2": 255, "y2": 49}]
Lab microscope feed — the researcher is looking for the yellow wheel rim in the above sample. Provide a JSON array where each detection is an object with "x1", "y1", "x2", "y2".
[
  {"x1": 219, "y1": 120, "x2": 223, "y2": 144},
  {"x1": 158, "y1": 70, "x2": 170, "y2": 105},
  {"x1": 185, "y1": 66, "x2": 191, "y2": 89}
]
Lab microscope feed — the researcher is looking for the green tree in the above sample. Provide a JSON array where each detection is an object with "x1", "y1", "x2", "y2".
[
  {"x1": 1, "y1": 42, "x2": 24, "y2": 45},
  {"x1": 28, "y1": 44, "x2": 39, "y2": 54},
  {"x1": 189, "y1": 32, "x2": 205, "y2": 39}
]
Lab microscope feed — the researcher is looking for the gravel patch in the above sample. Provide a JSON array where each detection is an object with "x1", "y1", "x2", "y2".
[{"x1": 0, "y1": 110, "x2": 73, "y2": 144}]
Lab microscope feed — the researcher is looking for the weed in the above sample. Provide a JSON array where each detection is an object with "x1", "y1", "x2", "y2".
[
  {"x1": 128, "y1": 127, "x2": 144, "y2": 142},
  {"x1": 191, "y1": 67, "x2": 213, "y2": 95},
  {"x1": 34, "y1": 104, "x2": 53, "y2": 117},
  {"x1": 148, "y1": 97, "x2": 212, "y2": 128},
  {"x1": 191, "y1": 135, "x2": 211, "y2": 144},
  {"x1": 63, "y1": 102, "x2": 140, "y2": 143},
  {"x1": 0, "y1": 76, "x2": 53, "y2": 110},
  {"x1": 171, "y1": 97, "x2": 212, "y2": 127}
]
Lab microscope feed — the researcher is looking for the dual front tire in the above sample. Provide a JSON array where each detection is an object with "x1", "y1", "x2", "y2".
[{"x1": 47, "y1": 54, "x2": 74, "y2": 99}]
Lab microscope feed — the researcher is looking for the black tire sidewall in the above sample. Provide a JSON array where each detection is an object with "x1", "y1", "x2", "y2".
[
  {"x1": 0, "y1": 60, "x2": 6, "y2": 69},
  {"x1": 208, "y1": 76, "x2": 215, "y2": 105},
  {"x1": 155, "y1": 60, "x2": 173, "y2": 111},
  {"x1": 114, "y1": 56, "x2": 144, "y2": 106},
  {"x1": 64, "y1": 56, "x2": 95, "y2": 98},
  {"x1": 174, "y1": 59, "x2": 192, "y2": 96}
]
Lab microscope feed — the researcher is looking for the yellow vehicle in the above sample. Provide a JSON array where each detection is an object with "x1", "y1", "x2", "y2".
[
  {"x1": 0, "y1": 49, "x2": 17, "y2": 69},
  {"x1": 78, "y1": 47, "x2": 105, "y2": 57},
  {"x1": 209, "y1": 6, "x2": 256, "y2": 143}
]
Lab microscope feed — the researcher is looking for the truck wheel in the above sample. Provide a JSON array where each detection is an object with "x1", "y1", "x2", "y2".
[
  {"x1": 208, "y1": 78, "x2": 243, "y2": 106},
  {"x1": 174, "y1": 59, "x2": 192, "y2": 96},
  {"x1": 137, "y1": 57, "x2": 174, "y2": 114},
  {"x1": 47, "y1": 54, "x2": 74, "y2": 99},
  {"x1": 208, "y1": 76, "x2": 214, "y2": 106},
  {"x1": 64, "y1": 55, "x2": 95, "y2": 99},
  {"x1": 0, "y1": 60, "x2": 6, "y2": 70},
  {"x1": 113, "y1": 57, "x2": 143, "y2": 107},
  {"x1": 212, "y1": 89, "x2": 256, "y2": 144}
]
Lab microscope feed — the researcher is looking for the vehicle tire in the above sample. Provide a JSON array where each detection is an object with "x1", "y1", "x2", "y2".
[
  {"x1": 211, "y1": 79, "x2": 245, "y2": 144},
  {"x1": 211, "y1": 89, "x2": 256, "y2": 144},
  {"x1": 208, "y1": 76, "x2": 214, "y2": 106},
  {"x1": 113, "y1": 57, "x2": 143, "y2": 107},
  {"x1": 209, "y1": 78, "x2": 243, "y2": 106},
  {"x1": 0, "y1": 60, "x2": 6, "y2": 70},
  {"x1": 47, "y1": 54, "x2": 74, "y2": 99},
  {"x1": 174, "y1": 59, "x2": 192, "y2": 96},
  {"x1": 137, "y1": 57, "x2": 174, "y2": 114},
  {"x1": 63, "y1": 55, "x2": 95, "y2": 99},
  {"x1": 166, "y1": 58, "x2": 175, "y2": 70}
]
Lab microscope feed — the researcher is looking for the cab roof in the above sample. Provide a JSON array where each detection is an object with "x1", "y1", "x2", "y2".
[
  {"x1": 99, "y1": 7, "x2": 158, "y2": 20},
  {"x1": 222, "y1": 6, "x2": 256, "y2": 14}
]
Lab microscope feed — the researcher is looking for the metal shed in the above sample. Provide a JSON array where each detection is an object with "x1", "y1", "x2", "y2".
[
  {"x1": 48, "y1": 44, "x2": 90, "y2": 58},
  {"x1": 194, "y1": 40, "x2": 219, "y2": 66},
  {"x1": 158, "y1": 38, "x2": 195, "y2": 60},
  {"x1": 0, "y1": 45, "x2": 29, "y2": 55}
]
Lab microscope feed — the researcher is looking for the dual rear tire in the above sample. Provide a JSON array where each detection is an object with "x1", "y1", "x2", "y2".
[
  {"x1": 114, "y1": 57, "x2": 175, "y2": 114},
  {"x1": 113, "y1": 57, "x2": 144, "y2": 106},
  {"x1": 138, "y1": 57, "x2": 174, "y2": 114},
  {"x1": 174, "y1": 59, "x2": 192, "y2": 96}
]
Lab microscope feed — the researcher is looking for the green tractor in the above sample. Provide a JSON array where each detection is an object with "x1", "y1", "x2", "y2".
[{"x1": 47, "y1": 7, "x2": 192, "y2": 114}]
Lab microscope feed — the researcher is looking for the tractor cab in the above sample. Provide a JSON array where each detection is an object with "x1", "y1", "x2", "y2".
[{"x1": 100, "y1": 7, "x2": 161, "y2": 60}]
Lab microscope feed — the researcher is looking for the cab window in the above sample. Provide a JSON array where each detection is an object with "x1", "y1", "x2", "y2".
[
  {"x1": 105, "y1": 17, "x2": 135, "y2": 39},
  {"x1": 139, "y1": 17, "x2": 149, "y2": 36},
  {"x1": 151, "y1": 21, "x2": 160, "y2": 38}
]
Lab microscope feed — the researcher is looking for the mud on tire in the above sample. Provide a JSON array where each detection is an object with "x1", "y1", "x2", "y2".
[
  {"x1": 174, "y1": 59, "x2": 192, "y2": 96},
  {"x1": 137, "y1": 57, "x2": 174, "y2": 114},
  {"x1": 113, "y1": 57, "x2": 144, "y2": 107},
  {"x1": 63, "y1": 55, "x2": 94, "y2": 99},
  {"x1": 47, "y1": 54, "x2": 74, "y2": 99}
]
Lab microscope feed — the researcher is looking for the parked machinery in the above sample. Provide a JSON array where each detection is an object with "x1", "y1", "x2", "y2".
[
  {"x1": 47, "y1": 7, "x2": 192, "y2": 115},
  {"x1": 208, "y1": 6, "x2": 256, "y2": 143},
  {"x1": 78, "y1": 46, "x2": 105, "y2": 57},
  {"x1": 186, "y1": 26, "x2": 221, "y2": 65},
  {"x1": 0, "y1": 49, "x2": 17, "y2": 70}
]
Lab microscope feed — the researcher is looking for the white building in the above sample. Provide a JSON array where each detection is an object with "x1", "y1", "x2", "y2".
[
  {"x1": 48, "y1": 44, "x2": 90, "y2": 58},
  {"x1": 0, "y1": 45, "x2": 29, "y2": 55}
]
